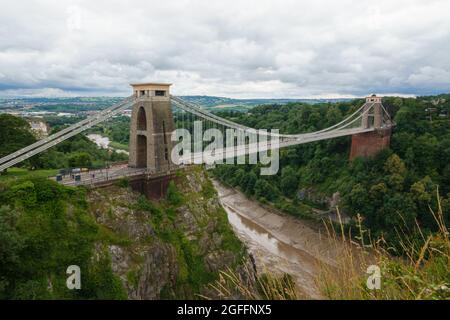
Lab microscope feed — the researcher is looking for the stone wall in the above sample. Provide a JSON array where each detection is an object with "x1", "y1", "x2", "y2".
[
  {"x1": 128, "y1": 96, "x2": 176, "y2": 172},
  {"x1": 130, "y1": 174, "x2": 177, "y2": 200}
]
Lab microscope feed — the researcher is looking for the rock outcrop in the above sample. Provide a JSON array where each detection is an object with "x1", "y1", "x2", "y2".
[{"x1": 87, "y1": 167, "x2": 255, "y2": 299}]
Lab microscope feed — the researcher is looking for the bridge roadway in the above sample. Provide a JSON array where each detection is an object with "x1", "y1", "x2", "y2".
[
  {"x1": 1, "y1": 94, "x2": 389, "y2": 173},
  {"x1": 53, "y1": 163, "x2": 186, "y2": 187},
  {"x1": 177, "y1": 126, "x2": 376, "y2": 165},
  {"x1": 52, "y1": 126, "x2": 376, "y2": 187}
]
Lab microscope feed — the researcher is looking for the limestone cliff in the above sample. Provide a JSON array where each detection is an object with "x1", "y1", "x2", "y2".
[{"x1": 87, "y1": 167, "x2": 255, "y2": 299}]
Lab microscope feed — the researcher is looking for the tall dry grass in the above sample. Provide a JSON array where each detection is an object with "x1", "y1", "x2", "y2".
[
  {"x1": 317, "y1": 189, "x2": 449, "y2": 300},
  {"x1": 204, "y1": 262, "x2": 301, "y2": 300}
]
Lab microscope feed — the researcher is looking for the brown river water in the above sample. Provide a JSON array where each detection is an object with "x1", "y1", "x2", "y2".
[{"x1": 213, "y1": 180, "x2": 344, "y2": 299}]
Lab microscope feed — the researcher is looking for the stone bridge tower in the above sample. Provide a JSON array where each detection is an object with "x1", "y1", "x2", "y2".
[
  {"x1": 128, "y1": 83, "x2": 176, "y2": 172},
  {"x1": 349, "y1": 95, "x2": 391, "y2": 160}
]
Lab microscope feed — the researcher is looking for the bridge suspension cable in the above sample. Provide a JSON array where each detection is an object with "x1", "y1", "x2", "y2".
[
  {"x1": 171, "y1": 96, "x2": 385, "y2": 139},
  {"x1": 0, "y1": 96, "x2": 136, "y2": 172},
  {"x1": 0, "y1": 94, "x2": 391, "y2": 172}
]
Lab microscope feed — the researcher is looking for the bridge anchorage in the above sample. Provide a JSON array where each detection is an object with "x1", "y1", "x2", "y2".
[
  {"x1": 350, "y1": 94, "x2": 393, "y2": 160},
  {"x1": 0, "y1": 83, "x2": 393, "y2": 196}
]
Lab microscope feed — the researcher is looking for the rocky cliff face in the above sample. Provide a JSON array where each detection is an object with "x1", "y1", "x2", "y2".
[{"x1": 87, "y1": 167, "x2": 255, "y2": 299}]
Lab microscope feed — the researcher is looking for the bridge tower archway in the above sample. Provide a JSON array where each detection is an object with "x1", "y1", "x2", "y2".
[
  {"x1": 137, "y1": 107, "x2": 147, "y2": 131},
  {"x1": 136, "y1": 134, "x2": 147, "y2": 168}
]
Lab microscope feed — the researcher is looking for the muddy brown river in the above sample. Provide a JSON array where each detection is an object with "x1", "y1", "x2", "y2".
[{"x1": 213, "y1": 180, "x2": 343, "y2": 299}]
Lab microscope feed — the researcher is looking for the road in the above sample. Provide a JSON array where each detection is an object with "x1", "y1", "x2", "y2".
[{"x1": 53, "y1": 163, "x2": 136, "y2": 186}]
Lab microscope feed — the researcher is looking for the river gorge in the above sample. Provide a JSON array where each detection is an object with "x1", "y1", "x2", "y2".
[{"x1": 213, "y1": 180, "x2": 343, "y2": 299}]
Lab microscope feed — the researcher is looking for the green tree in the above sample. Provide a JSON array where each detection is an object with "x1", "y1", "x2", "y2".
[
  {"x1": 0, "y1": 206, "x2": 23, "y2": 298},
  {"x1": 232, "y1": 168, "x2": 246, "y2": 187},
  {"x1": 383, "y1": 193, "x2": 417, "y2": 232},
  {"x1": 167, "y1": 181, "x2": 183, "y2": 206},
  {"x1": 0, "y1": 114, "x2": 36, "y2": 162},
  {"x1": 244, "y1": 171, "x2": 257, "y2": 196},
  {"x1": 0, "y1": 179, "x2": 126, "y2": 299},
  {"x1": 68, "y1": 152, "x2": 92, "y2": 168},
  {"x1": 280, "y1": 166, "x2": 298, "y2": 197},
  {"x1": 254, "y1": 179, "x2": 278, "y2": 201},
  {"x1": 384, "y1": 154, "x2": 407, "y2": 191},
  {"x1": 345, "y1": 183, "x2": 372, "y2": 217},
  {"x1": 412, "y1": 134, "x2": 438, "y2": 175}
]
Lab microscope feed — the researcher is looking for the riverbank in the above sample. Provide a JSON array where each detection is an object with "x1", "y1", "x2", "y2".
[{"x1": 213, "y1": 179, "x2": 346, "y2": 299}]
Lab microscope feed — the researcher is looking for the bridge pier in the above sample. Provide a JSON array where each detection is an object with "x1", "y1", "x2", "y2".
[
  {"x1": 349, "y1": 128, "x2": 391, "y2": 160},
  {"x1": 349, "y1": 95, "x2": 391, "y2": 160},
  {"x1": 129, "y1": 173, "x2": 179, "y2": 200}
]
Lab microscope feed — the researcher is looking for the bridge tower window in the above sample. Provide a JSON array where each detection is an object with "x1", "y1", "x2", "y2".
[{"x1": 155, "y1": 90, "x2": 166, "y2": 97}]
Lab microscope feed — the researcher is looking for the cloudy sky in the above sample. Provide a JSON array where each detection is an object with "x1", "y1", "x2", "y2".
[{"x1": 0, "y1": 0, "x2": 449, "y2": 98}]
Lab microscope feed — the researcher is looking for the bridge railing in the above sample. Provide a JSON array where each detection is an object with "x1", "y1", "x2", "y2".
[
  {"x1": 57, "y1": 165, "x2": 188, "y2": 187},
  {"x1": 58, "y1": 168, "x2": 149, "y2": 186}
]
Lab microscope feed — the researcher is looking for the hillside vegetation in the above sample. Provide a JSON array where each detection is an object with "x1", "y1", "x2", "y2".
[
  {"x1": 0, "y1": 168, "x2": 251, "y2": 299},
  {"x1": 317, "y1": 196, "x2": 449, "y2": 300},
  {"x1": 0, "y1": 178, "x2": 126, "y2": 299},
  {"x1": 213, "y1": 95, "x2": 450, "y2": 252}
]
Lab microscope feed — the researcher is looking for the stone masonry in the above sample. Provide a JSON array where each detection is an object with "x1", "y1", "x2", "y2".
[
  {"x1": 128, "y1": 83, "x2": 176, "y2": 172},
  {"x1": 349, "y1": 128, "x2": 391, "y2": 159}
]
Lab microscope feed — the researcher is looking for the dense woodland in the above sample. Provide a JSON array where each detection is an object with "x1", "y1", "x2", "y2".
[{"x1": 0, "y1": 179, "x2": 126, "y2": 299}]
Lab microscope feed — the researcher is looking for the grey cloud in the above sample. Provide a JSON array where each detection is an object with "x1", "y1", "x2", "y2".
[{"x1": 0, "y1": 0, "x2": 449, "y2": 98}]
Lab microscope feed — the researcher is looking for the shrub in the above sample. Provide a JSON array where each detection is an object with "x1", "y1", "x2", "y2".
[
  {"x1": 113, "y1": 178, "x2": 129, "y2": 188},
  {"x1": 166, "y1": 181, "x2": 183, "y2": 206}
]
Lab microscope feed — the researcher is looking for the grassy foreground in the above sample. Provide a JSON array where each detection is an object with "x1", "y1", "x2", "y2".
[
  {"x1": 208, "y1": 189, "x2": 449, "y2": 300},
  {"x1": 0, "y1": 168, "x2": 58, "y2": 182},
  {"x1": 317, "y1": 190, "x2": 449, "y2": 300}
]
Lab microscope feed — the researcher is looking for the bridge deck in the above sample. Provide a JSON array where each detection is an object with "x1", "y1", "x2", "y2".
[
  {"x1": 53, "y1": 165, "x2": 185, "y2": 187},
  {"x1": 1, "y1": 95, "x2": 392, "y2": 173}
]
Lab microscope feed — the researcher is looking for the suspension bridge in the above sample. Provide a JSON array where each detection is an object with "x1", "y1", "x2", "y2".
[{"x1": 0, "y1": 83, "x2": 393, "y2": 191}]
